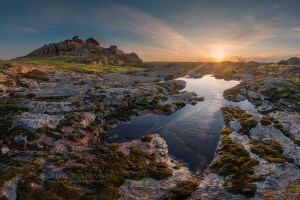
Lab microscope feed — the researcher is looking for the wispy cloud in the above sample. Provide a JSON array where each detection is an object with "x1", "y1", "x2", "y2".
[
  {"x1": 12, "y1": 26, "x2": 40, "y2": 33},
  {"x1": 9, "y1": 2, "x2": 202, "y2": 61},
  {"x1": 293, "y1": 27, "x2": 300, "y2": 32},
  {"x1": 1, "y1": 0, "x2": 300, "y2": 61},
  {"x1": 91, "y1": 4, "x2": 201, "y2": 61}
]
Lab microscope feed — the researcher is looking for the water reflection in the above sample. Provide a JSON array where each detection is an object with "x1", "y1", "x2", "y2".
[{"x1": 108, "y1": 75, "x2": 255, "y2": 171}]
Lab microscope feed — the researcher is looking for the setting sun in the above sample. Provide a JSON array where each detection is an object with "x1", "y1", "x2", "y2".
[{"x1": 212, "y1": 49, "x2": 226, "y2": 60}]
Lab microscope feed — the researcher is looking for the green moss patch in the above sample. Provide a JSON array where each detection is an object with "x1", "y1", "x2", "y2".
[
  {"x1": 241, "y1": 118, "x2": 257, "y2": 129},
  {"x1": 166, "y1": 180, "x2": 198, "y2": 199},
  {"x1": 239, "y1": 117, "x2": 258, "y2": 134},
  {"x1": 2, "y1": 143, "x2": 172, "y2": 200},
  {"x1": 44, "y1": 181, "x2": 85, "y2": 200},
  {"x1": 61, "y1": 144, "x2": 172, "y2": 199},
  {"x1": 141, "y1": 134, "x2": 154, "y2": 142},
  {"x1": 222, "y1": 106, "x2": 252, "y2": 124},
  {"x1": 260, "y1": 115, "x2": 273, "y2": 126},
  {"x1": 221, "y1": 126, "x2": 233, "y2": 135},
  {"x1": 210, "y1": 135, "x2": 259, "y2": 197},
  {"x1": 16, "y1": 170, "x2": 84, "y2": 200},
  {"x1": 250, "y1": 139, "x2": 293, "y2": 163},
  {"x1": 173, "y1": 164, "x2": 181, "y2": 170},
  {"x1": 58, "y1": 114, "x2": 82, "y2": 128},
  {"x1": 222, "y1": 106, "x2": 257, "y2": 135},
  {"x1": 0, "y1": 98, "x2": 28, "y2": 147},
  {"x1": 22, "y1": 69, "x2": 50, "y2": 81},
  {"x1": 0, "y1": 166, "x2": 23, "y2": 187},
  {"x1": 273, "y1": 123, "x2": 284, "y2": 131}
]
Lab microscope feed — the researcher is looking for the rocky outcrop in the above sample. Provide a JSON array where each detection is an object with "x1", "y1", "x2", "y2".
[
  {"x1": 0, "y1": 63, "x2": 202, "y2": 141},
  {"x1": 223, "y1": 77, "x2": 300, "y2": 112},
  {"x1": 12, "y1": 112, "x2": 65, "y2": 132},
  {"x1": 1, "y1": 60, "x2": 300, "y2": 199},
  {"x1": 25, "y1": 36, "x2": 143, "y2": 65},
  {"x1": 278, "y1": 57, "x2": 300, "y2": 65}
]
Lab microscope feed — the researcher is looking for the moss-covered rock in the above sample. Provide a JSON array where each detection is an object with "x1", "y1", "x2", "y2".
[
  {"x1": 141, "y1": 134, "x2": 154, "y2": 142},
  {"x1": 222, "y1": 106, "x2": 257, "y2": 135},
  {"x1": 260, "y1": 115, "x2": 273, "y2": 126},
  {"x1": 221, "y1": 126, "x2": 233, "y2": 135},
  {"x1": 241, "y1": 118, "x2": 258, "y2": 129},
  {"x1": 221, "y1": 106, "x2": 252, "y2": 125},
  {"x1": 22, "y1": 69, "x2": 49, "y2": 81},
  {"x1": 249, "y1": 139, "x2": 292, "y2": 163},
  {"x1": 210, "y1": 135, "x2": 259, "y2": 197},
  {"x1": 62, "y1": 144, "x2": 172, "y2": 199},
  {"x1": 166, "y1": 180, "x2": 198, "y2": 199}
]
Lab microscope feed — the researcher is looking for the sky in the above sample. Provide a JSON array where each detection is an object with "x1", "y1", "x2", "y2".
[{"x1": 0, "y1": 0, "x2": 300, "y2": 62}]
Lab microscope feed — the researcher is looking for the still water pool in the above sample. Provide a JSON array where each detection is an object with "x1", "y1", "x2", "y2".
[{"x1": 108, "y1": 75, "x2": 255, "y2": 171}]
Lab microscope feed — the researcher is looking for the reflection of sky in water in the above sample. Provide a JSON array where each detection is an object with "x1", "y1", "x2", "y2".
[
  {"x1": 212, "y1": 90, "x2": 223, "y2": 100},
  {"x1": 108, "y1": 75, "x2": 255, "y2": 172}
]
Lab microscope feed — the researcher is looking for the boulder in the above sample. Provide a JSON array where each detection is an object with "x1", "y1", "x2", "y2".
[
  {"x1": 85, "y1": 37, "x2": 100, "y2": 49},
  {"x1": 12, "y1": 112, "x2": 65, "y2": 132},
  {"x1": 159, "y1": 80, "x2": 186, "y2": 94}
]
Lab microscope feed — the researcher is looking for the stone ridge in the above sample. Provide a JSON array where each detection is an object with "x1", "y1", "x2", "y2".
[{"x1": 25, "y1": 36, "x2": 143, "y2": 65}]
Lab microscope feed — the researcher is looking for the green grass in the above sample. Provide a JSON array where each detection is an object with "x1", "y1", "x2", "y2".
[
  {"x1": 258, "y1": 64, "x2": 284, "y2": 72},
  {"x1": 221, "y1": 66, "x2": 246, "y2": 78},
  {"x1": 0, "y1": 57, "x2": 144, "y2": 73}
]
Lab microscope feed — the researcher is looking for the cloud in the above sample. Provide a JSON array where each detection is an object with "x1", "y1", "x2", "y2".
[
  {"x1": 293, "y1": 27, "x2": 300, "y2": 32},
  {"x1": 12, "y1": 26, "x2": 40, "y2": 33},
  {"x1": 91, "y1": 4, "x2": 201, "y2": 61},
  {"x1": 9, "y1": 2, "x2": 201, "y2": 61},
  {"x1": 1, "y1": 0, "x2": 300, "y2": 61}
]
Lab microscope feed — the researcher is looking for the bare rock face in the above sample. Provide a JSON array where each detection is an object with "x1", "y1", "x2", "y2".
[
  {"x1": 12, "y1": 112, "x2": 65, "y2": 132},
  {"x1": 85, "y1": 37, "x2": 100, "y2": 49},
  {"x1": 25, "y1": 36, "x2": 143, "y2": 65}
]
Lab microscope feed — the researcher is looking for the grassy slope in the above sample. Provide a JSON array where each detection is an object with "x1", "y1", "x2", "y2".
[{"x1": 0, "y1": 57, "x2": 144, "y2": 73}]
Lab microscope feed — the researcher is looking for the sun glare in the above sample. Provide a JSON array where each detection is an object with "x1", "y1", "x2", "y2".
[{"x1": 212, "y1": 49, "x2": 225, "y2": 60}]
